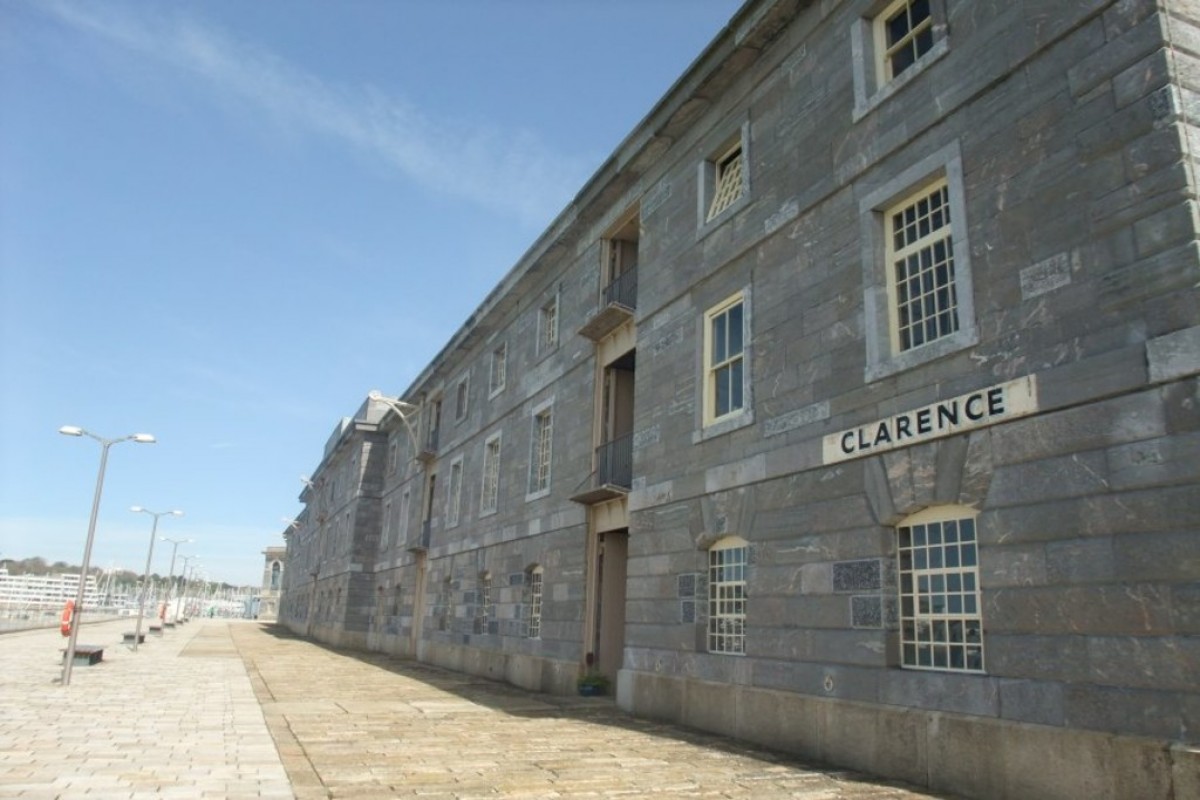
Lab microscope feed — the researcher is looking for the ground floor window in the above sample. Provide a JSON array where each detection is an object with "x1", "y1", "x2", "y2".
[
  {"x1": 897, "y1": 505, "x2": 983, "y2": 672},
  {"x1": 707, "y1": 537, "x2": 748, "y2": 655}
]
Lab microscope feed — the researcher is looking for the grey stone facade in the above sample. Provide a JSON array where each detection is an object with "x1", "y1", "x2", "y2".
[{"x1": 280, "y1": 1, "x2": 1200, "y2": 796}]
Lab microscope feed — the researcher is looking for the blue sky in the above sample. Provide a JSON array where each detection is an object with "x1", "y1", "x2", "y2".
[{"x1": 0, "y1": 0, "x2": 743, "y2": 586}]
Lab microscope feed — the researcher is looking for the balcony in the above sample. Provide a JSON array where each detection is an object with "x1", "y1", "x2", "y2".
[
  {"x1": 417, "y1": 427, "x2": 439, "y2": 463},
  {"x1": 408, "y1": 519, "x2": 432, "y2": 552},
  {"x1": 578, "y1": 267, "x2": 637, "y2": 342},
  {"x1": 570, "y1": 433, "x2": 633, "y2": 505}
]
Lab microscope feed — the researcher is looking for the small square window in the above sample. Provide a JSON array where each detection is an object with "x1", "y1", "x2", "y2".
[
  {"x1": 698, "y1": 126, "x2": 750, "y2": 229},
  {"x1": 707, "y1": 143, "x2": 744, "y2": 222},
  {"x1": 876, "y1": 0, "x2": 933, "y2": 84}
]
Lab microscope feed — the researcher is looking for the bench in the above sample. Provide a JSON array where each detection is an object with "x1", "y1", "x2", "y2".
[
  {"x1": 122, "y1": 631, "x2": 146, "y2": 644},
  {"x1": 61, "y1": 645, "x2": 104, "y2": 666},
  {"x1": 163, "y1": 621, "x2": 176, "y2": 629},
  {"x1": 149, "y1": 625, "x2": 163, "y2": 637}
]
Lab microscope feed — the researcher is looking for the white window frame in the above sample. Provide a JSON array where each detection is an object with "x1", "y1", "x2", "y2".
[
  {"x1": 524, "y1": 565, "x2": 543, "y2": 639},
  {"x1": 851, "y1": 0, "x2": 949, "y2": 121},
  {"x1": 897, "y1": 505, "x2": 984, "y2": 673},
  {"x1": 859, "y1": 141, "x2": 977, "y2": 382},
  {"x1": 526, "y1": 398, "x2": 554, "y2": 500},
  {"x1": 707, "y1": 537, "x2": 748, "y2": 655},
  {"x1": 539, "y1": 294, "x2": 559, "y2": 354},
  {"x1": 697, "y1": 122, "x2": 750, "y2": 231},
  {"x1": 704, "y1": 292, "x2": 746, "y2": 426},
  {"x1": 480, "y1": 431, "x2": 502, "y2": 516},
  {"x1": 445, "y1": 455, "x2": 464, "y2": 528},
  {"x1": 489, "y1": 342, "x2": 507, "y2": 397},
  {"x1": 695, "y1": 287, "x2": 754, "y2": 443}
]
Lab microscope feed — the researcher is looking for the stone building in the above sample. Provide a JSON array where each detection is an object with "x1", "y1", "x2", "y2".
[
  {"x1": 279, "y1": 1, "x2": 1200, "y2": 796},
  {"x1": 256, "y1": 546, "x2": 286, "y2": 621}
]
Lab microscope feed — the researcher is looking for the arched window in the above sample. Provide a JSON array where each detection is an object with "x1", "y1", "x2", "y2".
[
  {"x1": 707, "y1": 537, "x2": 748, "y2": 655},
  {"x1": 897, "y1": 505, "x2": 983, "y2": 672},
  {"x1": 524, "y1": 565, "x2": 543, "y2": 639}
]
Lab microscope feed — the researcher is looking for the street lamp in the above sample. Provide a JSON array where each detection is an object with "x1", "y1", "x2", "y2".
[
  {"x1": 367, "y1": 390, "x2": 422, "y2": 461},
  {"x1": 58, "y1": 425, "x2": 155, "y2": 686},
  {"x1": 129, "y1": 506, "x2": 182, "y2": 652},
  {"x1": 160, "y1": 536, "x2": 192, "y2": 623},
  {"x1": 177, "y1": 554, "x2": 197, "y2": 621}
]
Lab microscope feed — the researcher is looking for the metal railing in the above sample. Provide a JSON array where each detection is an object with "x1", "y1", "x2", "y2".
[
  {"x1": 595, "y1": 433, "x2": 633, "y2": 489},
  {"x1": 602, "y1": 266, "x2": 638, "y2": 309}
]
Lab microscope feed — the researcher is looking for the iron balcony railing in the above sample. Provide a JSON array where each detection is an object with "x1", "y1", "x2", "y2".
[
  {"x1": 596, "y1": 432, "x2": 633, "y2": 489},
  {"x1": 602, "y1": 266, "x2": 638, "y2": 310}
]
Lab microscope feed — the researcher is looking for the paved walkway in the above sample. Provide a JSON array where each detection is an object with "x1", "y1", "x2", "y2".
[{"x1": 0, "y1": 618, "x2": 948, "y2": 799}]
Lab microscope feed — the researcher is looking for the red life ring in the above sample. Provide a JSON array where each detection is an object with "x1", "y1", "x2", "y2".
[{"x1": 60, "y1": 600, "x2": 75, "y2": 637}]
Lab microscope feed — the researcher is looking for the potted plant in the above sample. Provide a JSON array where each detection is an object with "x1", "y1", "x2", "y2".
[{"x1": 577, "y1": 669, "x2": 609, "y2": 696}]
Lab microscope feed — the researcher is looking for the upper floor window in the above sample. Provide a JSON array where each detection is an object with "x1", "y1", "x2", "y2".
[
  {"x1": 489, "y1": 342, "x2": 507, "y2": 397},
  {"x1": 539, "y1": 295, "x2": 559, "y2": 353},
  {"x1": 877, "y1": 0, "x2": 933, "y2": 83},
  {"x1": 480, "y1": 433, "x2": 501, "y2": 515},
  {"x1": 446, "y1": 456, "x2": 464, "y2": 528},
  {"x1": 887, "y1": 179, "x2": 957, "y2": 352},
  {"x1": 524, "y1": 565, "x2": 543, "y2": 639},
  {"x1": 708, "y1": 537, "x2": 748, "y2": 655},
  {"x1": 528, "y1": 400, "x2": 554, "y2": 498},
  {"x1": 851, "y1": 0, "x2": 947, "y2": 121},
  {"x1": 697, "y1": 122, "x2": 751, "y2": 231},
  {"x1": 454, "y1": 374, "x2": 470, "y2": 423},
  {"x1": 897, "y1": 506, "x2": 983, "y2": 673},
  {"x1": 859, "y1": 142, "x2": 977, "y2": 382},
  {"x1": 704, "y1": 293, "x2": 745, "y2": 425}
]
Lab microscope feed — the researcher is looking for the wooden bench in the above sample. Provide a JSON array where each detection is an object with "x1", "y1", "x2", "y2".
[
  {"x1": 122, "y1": 631, "x2": 146, "y2": 644},
  {"x1": 61, "y1": 645, "x2": 104, "y2": 666},
  {"x1": 163, "y1": 621, "x2": 176, "y2": 629},
  {"x1": 148, "y1": 625, "x2": 163, "y2": 637}
]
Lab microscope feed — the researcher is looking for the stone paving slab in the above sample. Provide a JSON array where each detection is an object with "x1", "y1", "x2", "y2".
[
  {"x1": 0, "y1": 618, "x2": 291, "y2": 799},
  {"x1": 1, "y1": 620, "x2": 952, "y2": 799},
  {"x1": 230, "y1": 624, "x2": 950, "y2": 800}
]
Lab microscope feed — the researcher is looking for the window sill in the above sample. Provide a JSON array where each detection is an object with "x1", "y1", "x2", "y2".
[
  {"x1": 865, "y1": 327, "x2": 978, "y2": 383},
  {"x1": 853, "y1": 38, "x2": 949, "y2": 123},
  {"x1": 525, "y1": 487, "x2": 552, "y2": 503},
  {"x1": 693, "y1": 408, "x2": 755, "y2": 444}
]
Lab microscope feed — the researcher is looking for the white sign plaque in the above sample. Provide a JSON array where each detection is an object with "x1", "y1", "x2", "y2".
[{"x1": 822, "y1": 375, "x2": 1038, "y2": 465}]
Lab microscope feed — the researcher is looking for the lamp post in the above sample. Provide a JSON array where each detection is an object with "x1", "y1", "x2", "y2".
[
  {"x1": 57, "y1": 425, "x2": 155, "y2": 686},
  {"x1": 177, "y1": 555, "x2": 197, "y2": 621},
  {"x1": 129, "y1": 506, "x2": 182, "y2": 652},
  {"x1": 160, "y1": 536, "x2": 191, "y2": 624},
  {"x1": 367, "y1": 390, "x2": 422, "y2": 462}
]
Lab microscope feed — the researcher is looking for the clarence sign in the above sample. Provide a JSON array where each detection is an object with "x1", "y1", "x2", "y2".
[{"x1": 822, "y1": 376, "x2": 1038, "y2": 464}]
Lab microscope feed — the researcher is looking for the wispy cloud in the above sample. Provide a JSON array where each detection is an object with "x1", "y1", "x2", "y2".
[{"x1": 39, "y1": 1, "x2": 590, "y2": 227}]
